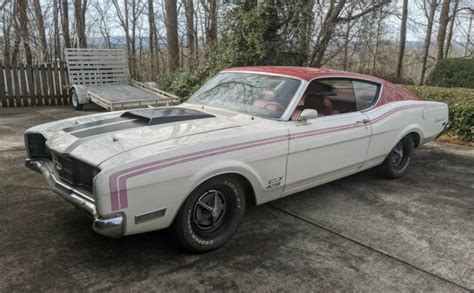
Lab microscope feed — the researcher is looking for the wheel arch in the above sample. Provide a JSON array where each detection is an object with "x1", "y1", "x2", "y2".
[
  {"x1": 397, "y1": 124, "x2": 425, "y2": 148},
  {"x1": 70, "y1": 84, "x2": 90, "y2": 104},
  {"x1": 169, "y1": 162, "x2": 265, "y2": 225}
]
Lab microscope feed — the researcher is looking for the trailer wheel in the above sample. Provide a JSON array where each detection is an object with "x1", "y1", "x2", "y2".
[{"x1": 70, "y1": 89, "x2": 84, "y2": 111}]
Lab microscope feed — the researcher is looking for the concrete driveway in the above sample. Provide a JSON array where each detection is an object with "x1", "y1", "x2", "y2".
[{"x1": 1, "y1": 106, "x2": 473, "y2": 292}]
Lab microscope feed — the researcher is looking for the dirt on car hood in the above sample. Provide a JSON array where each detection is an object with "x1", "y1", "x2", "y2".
[{"x1": 42, "y1": 106, "x2": 253, "y2": 166}]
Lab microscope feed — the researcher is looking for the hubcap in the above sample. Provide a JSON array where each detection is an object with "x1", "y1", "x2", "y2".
[
  {"x1": 72, "y1": 92, "x2": 78, "y2": 107},
  {"x1": 192, "y1": 190, "x2": 227, "y2": 233},
  {"x1": 391, "y1": 142, "x2": 404, "y2": 167}
]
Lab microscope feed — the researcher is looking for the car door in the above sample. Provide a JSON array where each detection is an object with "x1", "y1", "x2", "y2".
[{"x1": 282, "y1": 78, "x2": 379, "y2": 196}]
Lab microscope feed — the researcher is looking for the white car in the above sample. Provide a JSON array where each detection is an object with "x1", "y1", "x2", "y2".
[{"x1": 25, "y1": 67, "x2": 449, "y2": 252}]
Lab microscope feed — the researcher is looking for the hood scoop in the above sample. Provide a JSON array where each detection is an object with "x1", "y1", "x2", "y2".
[
  {"x1": 121, "y1": 108, "x2": 214, "y2": 125},
  {"x1": 68, "y1": 108, "x2": 215, "y2": 138}
]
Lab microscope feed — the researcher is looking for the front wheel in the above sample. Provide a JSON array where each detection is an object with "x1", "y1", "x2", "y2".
[
  {"x1": 171, "y1": 175, "x2": 246, "y2": 253},
  {"x1": 70, "y1": 88, "x2": 84, "y2": 110},
  {"x1": 378, "y1": 135, "x2": 414, "y2": 179}
]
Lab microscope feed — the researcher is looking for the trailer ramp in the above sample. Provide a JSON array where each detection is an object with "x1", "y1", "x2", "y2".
[{"x1": 65, "y1": 48, "x2": 179, "y2": 111}]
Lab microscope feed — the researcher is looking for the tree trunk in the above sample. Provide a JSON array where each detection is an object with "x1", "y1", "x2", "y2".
[
  {"x1": 53, "y1": 0, "x2": 61, "y2": 60},
  {"x1": 309, "y1": 0, "x2": 346, "y2": 67},
  {"x1": 62, "y1": 0, "x2": 71, "y2": 48},
  {"x1": 436, "y1": 0, "x2": 451, "y2": 60},
  {"x1": 342, "y1": 8, "x2": 353, "y2": 71},
  {"x1": 18, "y1": 0, "x2": 33, "y2": 64},
  {"x1": 466, "y1": 13, "x2": 473, "y2": 57},
  {"x1": 184, "y1": 0, "x2": 195, "y2": 66},
  {"x1": 10, "y1": 6, "x2": 21, "y2": 64},
  {"x1": 148, "y1": 0, "x2": 156, "y2": 79},
  {"x1": 444, "y1": 0, "x2": 459, "y2": 58},
  {"x1": 309, "y1": 0, "x2": 390, "y2": 67},
  {"x1": 372, "y1": 8, "x2": 384, "y2": 75},
  {"x1": 73, "y1": 0, "x2": 87, "y2": 48},
  {"x1": 419, "y1": 0, "x2": 438, "y2": 85},
  {"x1": 33, "y1": 0, "x2": 49, "y2": 62},
  {"x1": 130, "y1": 0, "x2": 137, "y2": 78},
  {"x1": 299, "y1": 0, "x2": 314, "y2": 64},
  {"x1": 207, "y1": 0, "x2": 218, "y2": 45},
  {"x1": 1, "y1": 3, "x2": 13, "y2": 64},
  {"x1": 396, "y1": 0, "x2": 408, "y2": 80},
  {"x1": 165, "y1": 0, "x2": 179, "y2": 73}
]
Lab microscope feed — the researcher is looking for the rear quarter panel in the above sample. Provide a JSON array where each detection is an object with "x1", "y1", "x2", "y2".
[{"x1": 364, "y1": 100, "x2": 448, "y2": 165}]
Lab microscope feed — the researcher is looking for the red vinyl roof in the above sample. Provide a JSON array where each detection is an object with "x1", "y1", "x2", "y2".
[{"x1": 223, "y1": 66, "x2": 385, "y2": 83}]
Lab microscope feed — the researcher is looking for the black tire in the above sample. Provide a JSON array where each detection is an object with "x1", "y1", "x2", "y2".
[
  {"x1": 172, "y1": 175, "x2": 246, "y2": 253},
  {"x1": 379, "y1": 135, "x2": 414, "y2": 179},
  {"x1": 70, "y1": 88, "x2": 84, "y2": 111}
]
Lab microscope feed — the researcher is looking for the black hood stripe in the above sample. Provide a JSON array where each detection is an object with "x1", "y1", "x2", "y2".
[
  {"x1": 63, "y1": 117, "x2": 126, "y2": 133},
  {"x1": 68, "y1": 108, "x2": 215, "y2": 138}
]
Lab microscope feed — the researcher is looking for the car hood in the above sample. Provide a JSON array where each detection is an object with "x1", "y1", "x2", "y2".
[{"x1": 43, "y1": 106, "x2": 255, "y2": 166}]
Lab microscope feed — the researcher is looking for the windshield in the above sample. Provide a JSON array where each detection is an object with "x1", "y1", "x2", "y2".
[{"x1": 187, "y1": 72, "x2": 301, "y2": 119}]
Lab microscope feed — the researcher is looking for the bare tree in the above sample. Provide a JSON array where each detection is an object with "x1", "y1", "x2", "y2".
[
  {"x1": 466, "y1": 12, "x2": 473, "y2": 56},
  {"x1": 165, "y1": 0, "x2": 179, "y2": 72},
  {"x1": 53, "y1": 0, "x2": 61, "y2": 60},
  {"x1": 436, "y1": 0, "x2": 451, "y2": 60},
  {"x1": 396, "y1": 0, "x2": 408, "y2": 80},
  {"x1": 298, "y1": 0, "x2": 315, "y2": 63},
  {"x1": 208, "y1": 0, "x2": 217, "y2": 45},
  {"x1": 33, "y1": 0, "x2": 49, "y2": 62},
  {"x1": 183, "y1": 0, "x2": 195, "y2": 65},
  {"x1": 18, "y1": 0, "x2": 33, "y2": 64},
  {"x1": 62, "y1": 0, "x2": 72, "y2": 48},
  {"x1": 148, "y1": 0, "x2": 158, "y2": 78},
  {"x1": 1, "y1": 1, "x2": 13, "y2": 63},
  {"x1": 309, "y1": 0, "x2": 391, "y2": 67},
  {"x1": 371, "y1": 7, "x2": 386, "y2": 75},
  {"x1": 444, "y1": 0, "x2": 459, "y2": 57},
  {"x1": 419, "y1": 0, "x2": 438, "y2": 85},
  {"x1": 73, "y1": 0, "x2": 87, "y2": 48},
  {"x1": 93, "y1": 1, "x2": 112, "y2": 48}
]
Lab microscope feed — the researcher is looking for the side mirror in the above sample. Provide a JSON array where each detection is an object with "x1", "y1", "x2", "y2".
[{"x1": 300, "y1": 109, "x2": 318, "y2": 121}]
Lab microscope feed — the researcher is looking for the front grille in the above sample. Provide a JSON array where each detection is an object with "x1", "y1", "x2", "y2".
[
  {"x1": 52, "y1": 152, "x2": 97, "y2": 192},
  {"x1": 54, "y1": 154, "x2": 74, "y2": 185}
]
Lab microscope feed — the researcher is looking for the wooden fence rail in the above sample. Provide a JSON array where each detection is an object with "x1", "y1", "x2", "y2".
[{"x1": 0, "y1": 62, "x2": 70, "y2": 107}]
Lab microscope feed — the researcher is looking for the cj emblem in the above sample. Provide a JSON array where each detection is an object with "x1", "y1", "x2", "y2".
[{"x1": 266, "y1": 176, "x2": 283, "y2": 189}]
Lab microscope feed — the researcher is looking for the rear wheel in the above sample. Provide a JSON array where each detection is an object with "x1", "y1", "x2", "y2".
[
  {"x1": 172, "y1": 175, "x2": 246, "y2": 253},
  {"x1": 70, "y1": 88, "x2": 83, "y2": 111},
  {"x1": 379, "y1": 135, "x2": 414, "y2": 179}
]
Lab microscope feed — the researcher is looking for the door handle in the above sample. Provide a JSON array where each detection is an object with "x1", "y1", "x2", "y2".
[{"x1": 356, "y1": 119, "x2": 370, "y2": 125}]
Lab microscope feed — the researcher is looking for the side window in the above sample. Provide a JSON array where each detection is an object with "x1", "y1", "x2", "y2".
[
  {"x1": 352, "y1": 81, "x2": 379, "y2": 111},
  {"x1": 292, "y1": 78, "x2": 381, "y2": 120}
]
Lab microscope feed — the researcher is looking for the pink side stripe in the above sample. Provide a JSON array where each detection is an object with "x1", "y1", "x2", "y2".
[
  {"x1": 117, "y1": 135, "x2": 290, "y2": 209},
  {"x1": 108, "y1": 134, "x2": 289, "y2": 210},
  {"x1": 109, "y1": 103, "x2": 436, "y2": 211}
]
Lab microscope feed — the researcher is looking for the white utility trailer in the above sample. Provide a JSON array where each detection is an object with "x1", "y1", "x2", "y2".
[{"x1": 65, "y1": 48, "x2": 180, "y2": 111}]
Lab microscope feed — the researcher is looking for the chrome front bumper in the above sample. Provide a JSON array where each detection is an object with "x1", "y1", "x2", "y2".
[{"x1": 25, "y1": 159, "x2": 124, "y2": 238}]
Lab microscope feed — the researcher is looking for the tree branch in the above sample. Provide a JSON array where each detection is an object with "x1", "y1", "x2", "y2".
[
  {"x1": 337, "y1": 0, "x2": 392, "y2": 22},
  {"x1": 0, "y1": 0, "x2": 11, "y2": 10}
]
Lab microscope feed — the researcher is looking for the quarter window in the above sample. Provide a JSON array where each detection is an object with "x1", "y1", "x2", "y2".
[{"x1": 352, "y1": 81, "x2": 379, "y2": 110}]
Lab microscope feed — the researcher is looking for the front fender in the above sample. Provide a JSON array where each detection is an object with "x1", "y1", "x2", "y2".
[{"x1": 185, "y1": 160, "x2": 269, "y2": 204}]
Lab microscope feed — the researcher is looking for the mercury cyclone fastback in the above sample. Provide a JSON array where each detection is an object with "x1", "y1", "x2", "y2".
[{"x1": 25, "y1": 66, "x2": 449, "y2": 252}]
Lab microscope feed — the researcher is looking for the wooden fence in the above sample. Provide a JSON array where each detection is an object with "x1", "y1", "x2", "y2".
[{"x1": 0, "y1": 62, "x2": 70, "y2": 107}]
